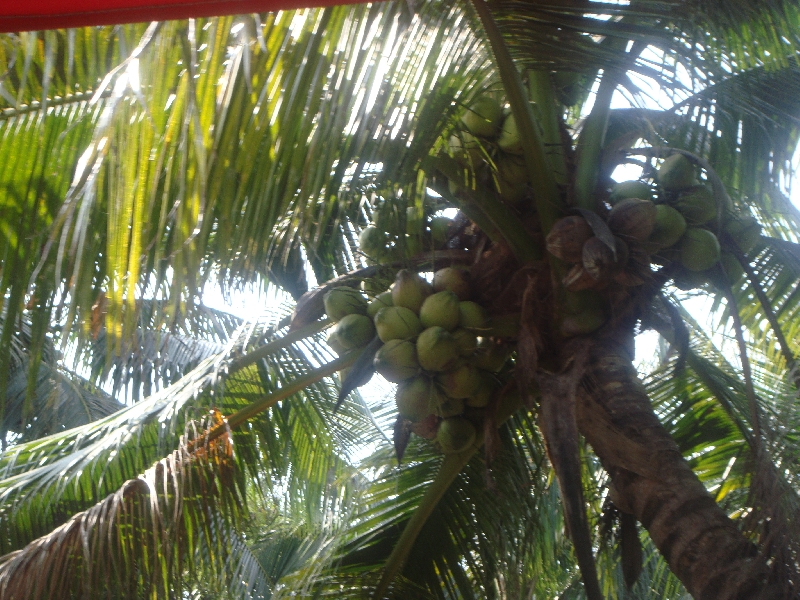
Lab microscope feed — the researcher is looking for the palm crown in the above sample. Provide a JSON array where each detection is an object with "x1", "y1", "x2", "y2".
[{"x1": 0, "y1": 0, "x2": 799, "y2": 598}]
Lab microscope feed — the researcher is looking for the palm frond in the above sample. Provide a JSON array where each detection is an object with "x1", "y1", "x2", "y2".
[{"x1": 0, "y1": 417, "x2": 244, "y2": 599}]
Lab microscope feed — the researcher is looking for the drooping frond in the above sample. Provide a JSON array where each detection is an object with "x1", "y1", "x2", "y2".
[{"x1": 0, "y1": 417, "x2": 244, "y2": 599}]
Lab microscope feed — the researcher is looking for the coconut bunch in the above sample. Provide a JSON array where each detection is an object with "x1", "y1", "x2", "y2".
[
  {"x1": 448, "y1": 95, "x2": 530, "y2": 207},
  {"x1": 358, "y1": 198, "x2": 457, "y2": 265},
  {"x1": 612, "y1": 154, "x2": 761, "y2": 289},
  {"x1": 370, "y1": 267, "x2": 505, "y2": 454}
]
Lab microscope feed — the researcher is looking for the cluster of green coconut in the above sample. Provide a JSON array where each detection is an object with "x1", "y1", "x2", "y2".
[
  {"x1": 546, "y1": 153, "x2": 762, "y2": 301},
  {"x1": 324, "y1": 267, "x2": 507, "y2": 454},
  {"x1": 358, "y1": 198, "x2": 456, "y2": 265},
  {"x1": 448, "y1": 95, "x2": 530, "y2": 207}
]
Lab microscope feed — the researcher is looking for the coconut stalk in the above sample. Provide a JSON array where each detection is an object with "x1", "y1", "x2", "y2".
[
  {"x1": 469, "y1": 0, "x2": 561, "y2": 235},
  {"x1": 375, "y1": 388, "x2": 524, "y2": 597}
]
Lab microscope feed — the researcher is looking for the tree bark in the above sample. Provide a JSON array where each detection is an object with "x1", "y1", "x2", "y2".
[{"x1": 576, "y1": 338, "x2": 773, "y2": 600}]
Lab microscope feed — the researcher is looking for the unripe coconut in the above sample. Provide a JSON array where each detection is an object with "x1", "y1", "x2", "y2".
[
  {"x1": 391, "y1": 269, "x2": 433, "y2": 313},
  {"x1": 436, "y1": 364, "x2": 483, "y2": 399},
  {"x1": 560, "y1": 307, "x2": 606, "y2": 336},
  {"x1": 719, "y1": 251, "x2": 744, "y2": 284},
  {"x1": 459, "y1": 301, "x2": 487, "y2": 330},
  {"x1": 433, "y1": 267, "x2": 471, "y2": 300},
  {"x1": 546, "y1": 216, "x2": 593, "y2": 263},
  {"x1": 452, "y1": 328, "x2": 478, "y2": 357},
  {"x1": 472, "y1": 339, "x2": 510, "y2": 373},
  {"x1": 462, "y1": 96, "x2": 502, "y2": 138},
  {"x1": 679, "y1": 227, "x2": 721, "y2": 272},
  {"x1": 437, "y1": 417, "x2": 476, "y2": 454},
  {"x1": 560, "y1": 291, "x2": 606, "y2": 337},
  {"x1": 326, "y1": 330, "x2": 347, "y2": 356},
  {"x1": 449, "y1": 131, "x2": 483, "y2": 165},
  {"x1": 334, "y1": 314, "x2": 375, "y2": 349},
  {"x1": 582, "y1": 237, "x2": 615, "y2": 281},
  {"x1": 420, "y1": 291, "x2": 461, "y2": 331},
  {"x1": 724, "y1": 213, "x2": 761, "y2": 254},
  {"x1": 497, "y1": 112, "x2": 523, "y2": 154},
  {"x1": 466, "y1": 376, "x2": 496, "y2": 408},
  {"x1": 607, "y1": 198, "x2": 657, "y2": 241},
  {"x1": 323, "y1": 287, "x2": 367, "y2": 321},
  {"x1": 374, "y1": 339, "x2": 419, "y2": 382},
  {"x1": 673, "y1": 186, "x2": 716, "y2": 225},
  {"x1": 657, "y1": 154, "x2": 697, "y2": 190},
  {"x1": 417, "y1": 326, "x2": 460, "y2": 372},
  {"x1": 648, "y1": 204, "x2": 687, "y2": 248},
  {"x1": 497, "y1": 155, "x2": 529, "y2": 185},
  {"x1": 367, "y1": 291, "x2": 393, "y2": 318},
  {"x1": 429, "y1": 216, "x2": 452, "y2": 247},
  {"x1": 609, "y1": 180, "x2": 653, "y2": 205},
  {"x1": 374, "y1": 306, "x2": 423, "y2": 342},
  {"x1": 430, "y1": 394, "x2": 465, "y2": 419},
  {"x1": 497, "y1": 178, "x2": 528, "y2": 206},
  {"x1": 358, "y1": 226, "x2": 389, "y2": 259},
  {"x1": 395, "y1": 376, "x2": 435, "y2": 422}
]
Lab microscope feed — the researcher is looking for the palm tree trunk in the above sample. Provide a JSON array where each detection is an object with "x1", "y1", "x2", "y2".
[{"x1": 576, "y1": 338, "x2": 771, "y2": 600}]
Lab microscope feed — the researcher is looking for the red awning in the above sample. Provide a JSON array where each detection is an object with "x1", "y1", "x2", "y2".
[{"x1": 0, "y1": 0, "x2": 367, "y2": 33}]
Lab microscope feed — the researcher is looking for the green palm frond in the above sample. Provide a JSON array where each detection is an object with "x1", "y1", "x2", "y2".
[
  {"x1": 0, "y1": 418, "x2": 244, "y2": 599},
  {"x1": 4, "y1": 358, "x2": 124, "y2": 442}
]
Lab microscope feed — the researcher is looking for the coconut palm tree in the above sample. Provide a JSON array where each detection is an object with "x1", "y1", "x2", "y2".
[{"x1": 0, "y1": 0, "x2": 799, "y2": 598}]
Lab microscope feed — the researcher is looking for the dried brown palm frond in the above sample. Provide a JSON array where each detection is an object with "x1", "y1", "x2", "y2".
[{"x1": 0, "y1": 414, "x2": 242, "y2": 600}]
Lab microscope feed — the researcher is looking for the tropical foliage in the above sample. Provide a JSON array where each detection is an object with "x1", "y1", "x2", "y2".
[{"x1": 0, "y1": 0, "x2": 799, "y2": 598}]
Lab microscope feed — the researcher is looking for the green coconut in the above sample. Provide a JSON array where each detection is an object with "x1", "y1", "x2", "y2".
[
  {"x1": 497, "y1": 155, "x2": 529, "y2": 185},
  {"x1": 465, "y1": 376, "x2": 496, "y2": 408},
  {"x1": 436, "y1": 364, "x2": 482, "y2": 399},
  {"x1": 648, "y1": 204, "x2": 687, "y2": 249},
  {"x1": 417, "y1": 326, "x2": 460, "y2": 372},
  {"x1": 326, "y1": 330, "x2": 347, "y2": 356},
  {"x1": 560, "y1": 291, "x2": 606, "y2": 337},
  {"x1": 358, "y1": 226, "x2": 389, "y2": 259},
  {"x1": 391, "y1": 269, "x2": 433, "y2": 314},
  {"x1": 395, "y1": 376, "x2": 435, "y2": 422},
  {"x1": 430, "y1": 394, "x2": 465, "y2": 419},
  {"x1": 472, "y1": 339, "x2": 510, "y2": 372},
  {"x1": 724, "y1": 213, "x2": 761, "y2": 254},
  {"x1": 430, "y1": 216, "x2": 452, "y2": 247},
  {"x1": 373, "y1": 305, "x2": 423, "y2": 342},
  {"x1": 420, "y1": 291, "x2": 461, "y2": 331},
  {"x1": 719, "y1": 251, "x2": 745, "y2": 284},
  {"x1": 367, "y1": 291, "x2": 393, "y2": 318},
  {"x1": 452, "y1": 328, "x2": 478, "y2": 357},
  {"x1": 497, "y1": 112, "x2": 523, "y2": 154},
  {"x1": 432, "y1": 267, "x2": 471, "y2": 300},
  {"x1": 497, "y1": 178, "x2": 528, "y2": 206},
  {"x1": 673, "y1": 186, "x2": 717, "y2": 225},
  {"x1": 449, "y1": 131, "x2": 483, "y2": 165},
  {"x1": 679, "y1": 227, "x2": 721, "y2": 272},
  {"x1": 323, "y1": 287, "x2": 367, "y2": 321},
  {"x1": 437, "y1": 417, "x2": 477, "y2": 454},
  {"x1": 673, "y1": 268, "x2": 708, "y2": 291},
  {"x1": 459, "y1": 301, "x2": 487, "y2": 330},
  {"x1": 374, "y1": 339, "x2": 419, "y2": 382},
  {"x1": 609, "y1": 180, "x2": 653, "y2": 205},
  {"x1": 657, "y1": 154, "x2": 697, "y2": 190},
  {"x1": 334, "y1": 314, "x2": 375, "y2": 350},
  {"x1": 461, "y1": 96, "x2": 502, "y2": 138}
]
